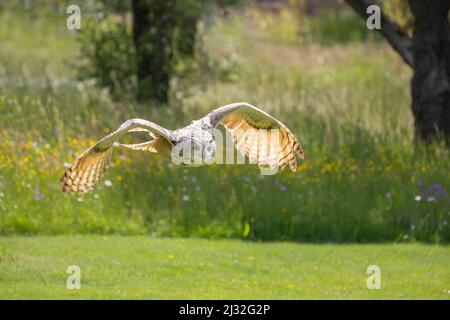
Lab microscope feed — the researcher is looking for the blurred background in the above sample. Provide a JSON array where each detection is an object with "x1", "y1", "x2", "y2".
[{"x1": 0, "y1": 0, "x2": 448, "y2": 243}]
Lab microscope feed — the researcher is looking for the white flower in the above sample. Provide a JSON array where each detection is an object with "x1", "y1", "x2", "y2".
[
  {"x1": 427, "y1": 196, "x2": 436, "y2": 202},
  {"x1": 414, "y1": 195, "x2": 422, "y2": 201},
  {"x1": 0, "y1": 192, "x2": 4, "y2": 197},
  {"x1": 77, "y1": 197, "x2": 83, "y2": 202},
  {"x1": 182, "y1": 195, "x2": 190, "y2": 201},
  {"x1": 104, "y1": 180, "x2": 112, "y2": 187}
]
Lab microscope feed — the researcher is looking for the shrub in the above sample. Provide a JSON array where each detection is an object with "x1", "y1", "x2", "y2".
[{"x1": 77, "y1": 16, "x2": 136, "y2": 101}]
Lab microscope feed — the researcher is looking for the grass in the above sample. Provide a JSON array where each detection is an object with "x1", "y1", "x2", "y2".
[
  {"x1": 0, "y1": 5, "x2": 448, "y2": 243},
  {"x1": 0, "y1": 236, "x2": 448, "y2": 299}
]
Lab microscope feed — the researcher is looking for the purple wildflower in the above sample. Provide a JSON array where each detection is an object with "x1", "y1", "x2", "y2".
[
  {"x1": 433, "y1": 183, "x2": 443, "y2": 190},
  {"x1": 34, "y1": 188, "x2": 45, "y2": 201},
  {"x1": 418, "y1": 182, "x2": 425, "y2": 198},
  {"x1": 433, "y1": 183, "x2": 447, "y2": 197},
  {"x1": 280, "y1": 185, "x2": 287, "y2": 192},
  {"x1": 386, "y1": 191, "x2": 392, "y2": 198}
]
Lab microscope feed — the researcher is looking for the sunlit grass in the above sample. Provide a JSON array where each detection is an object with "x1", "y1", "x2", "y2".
[{"x1": 0, "y1": 236, "x2": 449, "y2": 299}]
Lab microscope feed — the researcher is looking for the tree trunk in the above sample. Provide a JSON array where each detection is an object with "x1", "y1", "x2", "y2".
[
  {"x1": 408, "y1": 0, "x2": 450, "y2": 142},
  {"x1": 345, "y1": 0, "x2": 413, "y2": 67},
  {"x1": 346, "y1": 0, "x2": 450, "y2": 142},
  {"x1": 176, "y1": 15, "x2": 197, "y2": 56},
  {"x1": 174, "y1": 0, "x2": 203, "y2": 57},
  {"x1": 132, "y1": 0, "x2": 176, "y2": 104}
]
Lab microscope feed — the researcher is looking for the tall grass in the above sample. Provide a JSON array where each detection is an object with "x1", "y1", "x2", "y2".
[{"x1": 0, "y1": 7, "x2": 448, "y2": 243}]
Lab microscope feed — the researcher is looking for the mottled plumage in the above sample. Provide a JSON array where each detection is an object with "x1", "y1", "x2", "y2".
[{"x1": 61, "y1": 102, "x2": 304, "y2": 195}]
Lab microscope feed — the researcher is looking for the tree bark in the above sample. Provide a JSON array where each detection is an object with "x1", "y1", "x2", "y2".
[
  {"x1": 132, "y1": 0, "x2": 176, "y2": 104},
  {"x1": 346, "y1": 0, "x2": 450, "y2": 142},
  {"x1": 176, "y1": 15, "x2": 198, "y2": 56},
  {"x1": 408, "y1": 0, "x2": 450, "y2": 142},
  {"x1": 345, "y1": 0, "x2": 413, "y2": 67},
  {"x1": 174, "y1": 0, "x2": 203, "y2": 57}
]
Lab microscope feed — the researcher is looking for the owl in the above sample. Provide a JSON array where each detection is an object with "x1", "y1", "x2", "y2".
[{"x1": 61, "y1": 102, "x2": 304, "y2": 195}]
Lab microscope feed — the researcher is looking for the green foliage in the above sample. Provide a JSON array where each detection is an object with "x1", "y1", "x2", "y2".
[
  {"x1": 173, "y1": 0, "x2": 204, "y2": 56},
  {"x1": 306, "y1": 8, "x2": 382, "y2": 46},
  {"x1": 75, "y1": 0, "x2": 208, "y2": 102},
  {"x1": 77, "y1": 16, "x2": 136, "y2": 101},
  {"x1": 96, "y1": 0, "x2": 132, "y2": 13},
  {"x1": 383, "y1": 0, "x2": 414, "y2": 34}
]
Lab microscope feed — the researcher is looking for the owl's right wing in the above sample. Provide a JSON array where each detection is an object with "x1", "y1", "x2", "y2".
[
  {"x1": 61, "y1": 118, "x2": 173, "y2": 195},
  {"x1": 207, "y1": 102, "x2": 304, "y2": 172}
]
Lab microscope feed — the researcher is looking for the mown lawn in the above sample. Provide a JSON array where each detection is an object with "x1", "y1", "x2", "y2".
[{"x1": 0, "y1": 236, "x2": 448, "y2": 299}]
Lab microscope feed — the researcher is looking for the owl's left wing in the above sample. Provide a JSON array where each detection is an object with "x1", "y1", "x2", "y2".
[
  {"x1": 207, "y1": 102, "x2": 304, "y2": 171},
  {"x1": 61, "y1": 118, "x2": 173, "y2": 195}
]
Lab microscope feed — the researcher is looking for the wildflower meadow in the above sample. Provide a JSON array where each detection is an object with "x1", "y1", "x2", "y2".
[{"x1": 0, "y1": 6, "x2": 448, "y2": 243}]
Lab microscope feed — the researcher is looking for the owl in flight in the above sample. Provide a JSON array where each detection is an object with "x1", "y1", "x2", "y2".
[{"x1": 61, "y1": 102, "x2": 304, "y2": 195}]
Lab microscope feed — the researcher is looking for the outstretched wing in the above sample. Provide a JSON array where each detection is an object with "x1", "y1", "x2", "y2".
[
  {"x1": 61, "y1": 118, "x2": 173, "y2": 195},
  {"x1": 207, "y1": 102, "x2": 304, "y2": 171}
]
